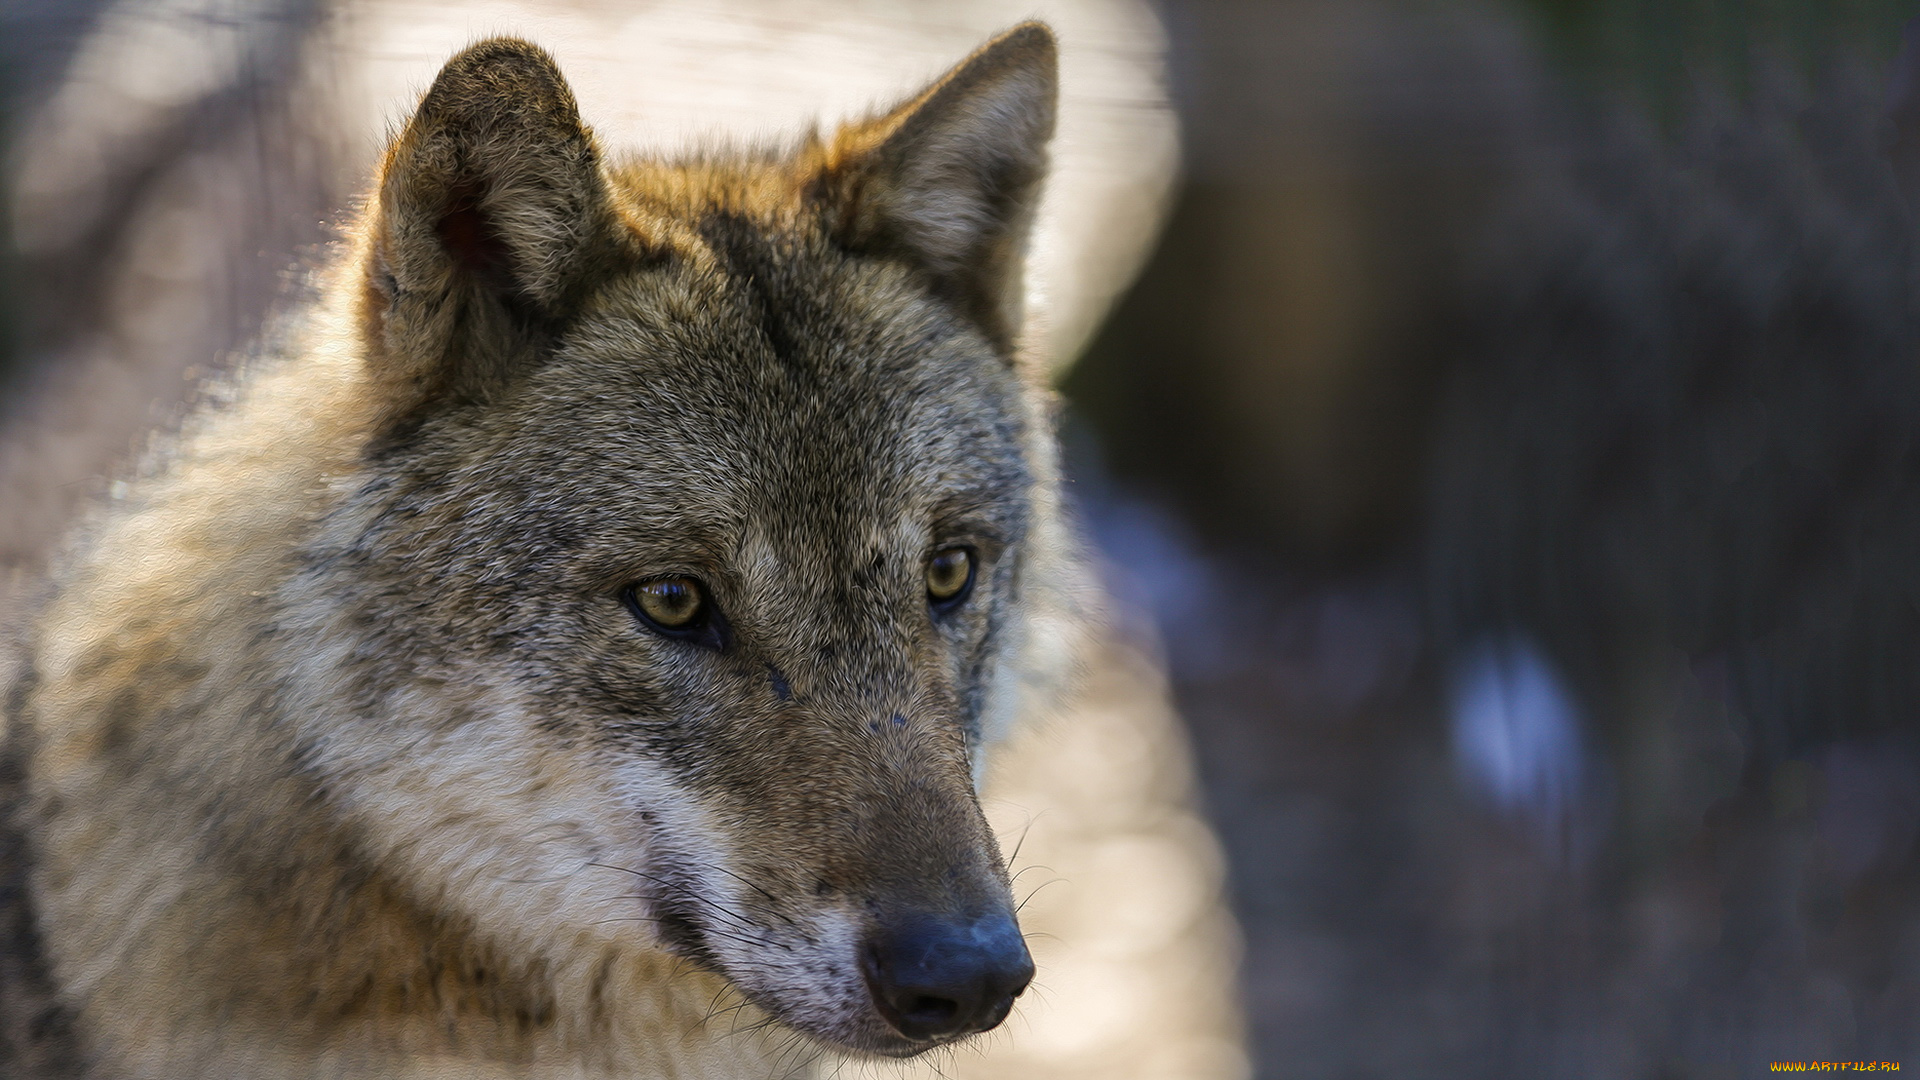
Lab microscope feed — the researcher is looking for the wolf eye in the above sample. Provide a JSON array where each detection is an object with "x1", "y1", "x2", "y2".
[
  {"x1": 622, "y1": 577, "x2": 727, "y2": 649},
  {"x1": 925, "y1": 547, "x2": 975, "y2": 608},
  {"x1": 633, "y1": 578, "x2": 703, "y2": 626}
]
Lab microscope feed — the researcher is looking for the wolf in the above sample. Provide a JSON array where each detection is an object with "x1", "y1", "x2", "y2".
[{"x1": 3, "y1": 21, "x2": 1085, "y2": 1079}]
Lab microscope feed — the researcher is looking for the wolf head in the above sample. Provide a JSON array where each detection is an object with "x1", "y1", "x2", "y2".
[{"x1": 280, "y1": 27, "x2": 1063, "y2": 1059}]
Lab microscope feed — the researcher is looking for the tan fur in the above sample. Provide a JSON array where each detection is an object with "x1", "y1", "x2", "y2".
[{"x1": 15, "y1": 24, "x2": 1083, "y2": 1079}]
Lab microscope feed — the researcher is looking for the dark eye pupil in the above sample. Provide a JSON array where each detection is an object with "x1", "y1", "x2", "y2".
[{"x1": 638, "y1": 579, "x2": 702, "y2": 627}]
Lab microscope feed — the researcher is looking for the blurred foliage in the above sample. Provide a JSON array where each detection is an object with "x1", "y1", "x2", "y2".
[{"x1": 1506, "y1": 0, "x2": 1915, "y2": 114}]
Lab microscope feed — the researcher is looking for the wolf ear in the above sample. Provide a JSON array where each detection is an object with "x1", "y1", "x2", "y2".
[
  {"x1": 362, "y1": 38, "x2": 634, "y2": 424},
  {"x1": 824, "y1": 23, "x2": 1058, "y2": 354}
]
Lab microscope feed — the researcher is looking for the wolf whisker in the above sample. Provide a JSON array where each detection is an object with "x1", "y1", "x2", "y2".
[
  {"x1": 770, "y1": 1027, "x2": 824, "y2": 1080},
  {"x1": 591, "y1": 915, "x2": 785, "y2": 953},
  {"x1": 584, "y1": 862, "x2": 768, "y2": 934},
  {"x1": 720, "y1": 1013, "x2": 781, "y2": 1042},
  {"x1": 700, "y1": 982, "x2": 734, "y2": 1021},
  {"x1": 702, "y1": 861, "x2": 802, "y2": 927},
  {"x1": 703, "y1": 999, "x2": 758, "y2": 1029},
  {"x1": 1013, "y1": 875, "x2": 1064, "y2": 914},
  {"x1": 1008, "y1": 862, "x2": 1056, "y2": 885},
  {"x1": 1004, "y1": 809, "x2": 1046, "y2": 871}
]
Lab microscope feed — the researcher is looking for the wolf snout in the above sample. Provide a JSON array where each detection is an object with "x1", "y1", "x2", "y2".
[{"x1": 860, "y1": 912, "x2": 1035, "y2": 1043}]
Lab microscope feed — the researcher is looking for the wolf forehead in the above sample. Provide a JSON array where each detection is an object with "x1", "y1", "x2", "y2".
[
  {"x1": 421, "y1": 191, "x2": 1028, "y2": 479},
  {"x1": 597, "y1": 207, "x2": 1025, "y2": 455},
  {"x1": 357, "y1": 201, "x2": 1036, "y2": 594}
]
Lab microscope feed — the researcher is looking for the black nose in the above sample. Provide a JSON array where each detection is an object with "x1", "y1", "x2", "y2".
[{"x1": 861, "y1": 913, "x2": 1035, "y2": 1042}]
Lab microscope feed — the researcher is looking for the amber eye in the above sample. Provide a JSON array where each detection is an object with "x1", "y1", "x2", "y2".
[
  {"x1": 630, "y1": 577, "x2": 704, "y2": 627},
  {"x1": 622, "y1": 577, "x2": 727, "y2": 650},
  {"x1": 925, "y1": 547, "x2": 975, "y2": 607}
]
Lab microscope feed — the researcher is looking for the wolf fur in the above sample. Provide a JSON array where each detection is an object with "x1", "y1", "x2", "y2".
[{"x1": 6, "y1": 23, "x2": 1083, "y2": 1079}]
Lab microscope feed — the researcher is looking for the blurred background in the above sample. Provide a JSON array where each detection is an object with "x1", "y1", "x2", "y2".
[
  {"x1": 7, "y1": 0, "x2": 1920, "y2": 1077},
  {"x1": 1071, "y1": 1, "x2": 1920, "y2": 1075}
]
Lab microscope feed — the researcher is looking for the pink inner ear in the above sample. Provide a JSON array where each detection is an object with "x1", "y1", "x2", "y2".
[{"x1": 436, "y1": 189, "x2": 512, "y2": 281}]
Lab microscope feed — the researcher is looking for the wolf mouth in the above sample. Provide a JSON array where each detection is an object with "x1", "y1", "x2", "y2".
[
  {"x1": 636, "y1": 876, "x2": 1026, "y2": 1058},
  {"x1": 647, "y1": 895, "x2": 719, "y2": 968}
]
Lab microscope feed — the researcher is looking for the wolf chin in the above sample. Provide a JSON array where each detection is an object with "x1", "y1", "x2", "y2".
[{"x1": 8, "y1": 23, "x2": 1083, "y2": 1079}]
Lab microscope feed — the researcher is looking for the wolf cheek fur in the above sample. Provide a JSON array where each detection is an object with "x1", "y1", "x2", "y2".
[{"x1": 17, "y1": 23, "x2": 1087, "y2": 1079}]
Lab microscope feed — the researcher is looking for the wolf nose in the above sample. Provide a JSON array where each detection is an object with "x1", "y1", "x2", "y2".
[{"x1": 861, "y1": 913, "x2": 1034, "y2": 1042}]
